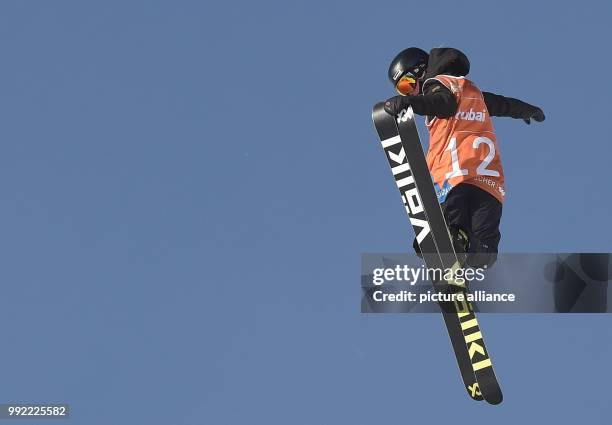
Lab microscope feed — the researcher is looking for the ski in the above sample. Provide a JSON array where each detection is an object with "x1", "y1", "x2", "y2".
[{"x1": 371, "y1": 102, "x2": 503, "y2": 405}]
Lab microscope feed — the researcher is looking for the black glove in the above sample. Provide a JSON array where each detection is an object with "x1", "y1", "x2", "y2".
[
  {"x1": 523, "y1": 107, "x2": 545, "y2": 125},
  {"x1": 384, "y1": 95, "x2": 411, "y2": 116}
]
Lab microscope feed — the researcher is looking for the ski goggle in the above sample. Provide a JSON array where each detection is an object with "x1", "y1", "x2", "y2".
[{"x1": 395, "y1": 73, "x2": 418, "y2": 96}]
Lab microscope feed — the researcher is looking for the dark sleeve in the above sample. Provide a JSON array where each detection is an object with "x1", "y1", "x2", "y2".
[
  {"x1": 483, "y1": 92, "x2": 540, "y2": 119},
  {"x1": 408, "y1": 82, "x2": 458, "y2": 118}
]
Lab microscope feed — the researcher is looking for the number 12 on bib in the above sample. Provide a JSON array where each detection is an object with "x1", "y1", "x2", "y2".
[{"x1": 371, "y1": 102, "x2": 503, "y2": 405}]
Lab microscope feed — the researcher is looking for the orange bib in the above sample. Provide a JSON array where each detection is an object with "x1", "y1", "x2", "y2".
[{"x1": 424, "y1": 75, "x2": 506, "y2": 203}]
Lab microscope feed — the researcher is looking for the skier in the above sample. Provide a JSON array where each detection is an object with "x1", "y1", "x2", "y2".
[{"x1": 383, "y1": 47, "x2": 545, "y2": 267}]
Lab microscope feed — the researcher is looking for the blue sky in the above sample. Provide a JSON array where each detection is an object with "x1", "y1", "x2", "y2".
[{"x1": 0, "y1": 1, "x2": 610, "y2": 423}]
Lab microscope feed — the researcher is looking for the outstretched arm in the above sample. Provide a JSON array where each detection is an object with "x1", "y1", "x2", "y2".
[{"x1": 483, "y1": 92, "x2": 545, "y2": 124}]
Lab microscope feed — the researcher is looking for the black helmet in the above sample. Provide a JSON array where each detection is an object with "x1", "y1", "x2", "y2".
[{"x1": 388, "y1": 47, "x2": 429, "y2": 86}]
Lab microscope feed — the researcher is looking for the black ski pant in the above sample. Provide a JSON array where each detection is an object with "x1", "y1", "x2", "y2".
[{"x1": 442, "y1": 183, "x2": 503, "y2": 267}]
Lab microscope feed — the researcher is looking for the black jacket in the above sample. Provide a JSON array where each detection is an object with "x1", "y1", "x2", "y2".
[{"x1": 408, "y1": 48, "x2": 540, "y2": 120}]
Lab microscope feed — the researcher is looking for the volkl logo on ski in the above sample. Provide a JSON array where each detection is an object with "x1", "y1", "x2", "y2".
[
  {"x1": 455, "y1": 298, "x2": 493, "y2": 372},
  {"x1": 396, "y1": 108, "x2": 414, "y2": 123},
  {"x1": 468, "y1": 383, "x2": 481, "y2": 398},
  {"x1": 381, "y1": 135, "x2": 430, "y2": 244}
]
